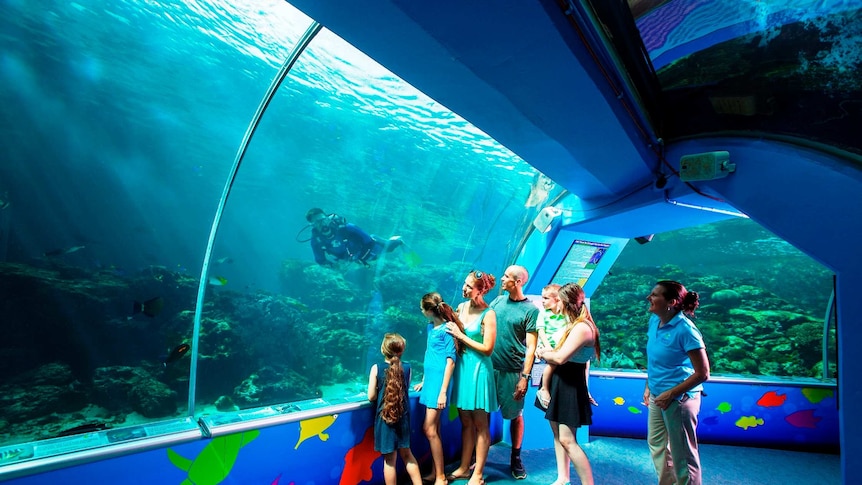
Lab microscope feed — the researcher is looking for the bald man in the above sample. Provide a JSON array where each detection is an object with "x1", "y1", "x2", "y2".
[{"x1": 490, "y1": 265, "x2": 539, "y2": 479}]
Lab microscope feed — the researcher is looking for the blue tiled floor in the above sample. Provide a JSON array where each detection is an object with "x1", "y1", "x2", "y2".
[{"x1": 442, "y1": 436, "x2": 841, "y2": 485}]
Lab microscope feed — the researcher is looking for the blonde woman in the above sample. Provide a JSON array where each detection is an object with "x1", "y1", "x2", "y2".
[{"x1": 536, "y1": 283, "x2": 600, "y2": 485}]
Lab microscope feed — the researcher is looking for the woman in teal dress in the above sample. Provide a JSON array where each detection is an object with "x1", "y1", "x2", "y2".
[{"x1": 445, "y1": 270, "x2": 498, "y2": 485}]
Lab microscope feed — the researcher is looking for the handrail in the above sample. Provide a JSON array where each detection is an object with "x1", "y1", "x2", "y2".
[
  {"x1": 187, "y1": 21, "x2": 323, "y2": 415},
  {"x1": 821, "y1": 283, "x2": 836, "y2": 380}
]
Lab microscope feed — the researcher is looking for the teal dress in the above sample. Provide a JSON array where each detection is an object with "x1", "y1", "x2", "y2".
[
  {"x1": 373, "y1": 361, "x2": 412, "y2": 453},
  {"x1": 452, "y1": 308, "x2": 498, "y2": 412},
  {"x1": 419, "y1": 323, "x2": 457, "y2": 407}
]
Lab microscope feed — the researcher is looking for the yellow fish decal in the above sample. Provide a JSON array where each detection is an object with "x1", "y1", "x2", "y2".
[
  {"x1": 801, "y1": 388, "x2": 834, "y2": 404},
  {"x1": 295, "y1": 414, "x2": 338, "y2": 449},
  {"x1": 613, "y1": 397, "x2": 625, "y2": 405},
  {"x1": 735, "y1": 416, "x2": 765, "y2": 430}
]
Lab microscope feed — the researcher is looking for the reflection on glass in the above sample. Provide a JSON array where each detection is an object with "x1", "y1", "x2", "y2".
[{"x1": 629, "y1": 0, "x2": 862, "y2": 156}]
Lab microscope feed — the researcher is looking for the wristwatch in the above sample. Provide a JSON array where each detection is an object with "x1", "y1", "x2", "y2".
[{"x1": 520, "y1": 372, "x2": 531, "y2": 380}]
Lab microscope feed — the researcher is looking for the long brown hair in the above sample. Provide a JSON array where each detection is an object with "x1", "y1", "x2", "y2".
[
  {"x1": 556, "y1": 283, "x2": 601, "y2": 361},
  {"x1": 379, "y1": 333, "x2": 407, "y2": 425},
  {"x1": 421, "y1": 292, "x2": 466, "y2": 355}
]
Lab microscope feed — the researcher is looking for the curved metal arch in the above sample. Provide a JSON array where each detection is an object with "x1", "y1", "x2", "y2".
[{"x1": 187, "y1": 21, "x2": 323, "y2": 415}]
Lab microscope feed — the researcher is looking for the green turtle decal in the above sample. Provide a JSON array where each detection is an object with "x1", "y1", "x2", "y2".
[{"x1": 167, "y1": 430, "x2": 260, "y2": 485}]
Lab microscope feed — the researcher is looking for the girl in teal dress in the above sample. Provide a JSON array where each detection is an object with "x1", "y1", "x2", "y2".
[
  {"x1": 414, "y1": 292, "x2": 462, "y2": 485},
  {"x1": 445, "y1": 270, "x2": 498, "y2": 485}
]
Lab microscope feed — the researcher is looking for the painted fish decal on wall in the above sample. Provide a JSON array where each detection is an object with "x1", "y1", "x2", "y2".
[
  {"x1": 295, "y1": 414, "x2": 338, "y2": 449},
  {"x1": 167, "y1": 430, "x2": 259, "y2": 485},
  {"x1": 785, "y1": 409, "x2": 821, "y2": 429},
  {"x1": 801, "y1": 388, "x2": 834, "y2": 404},
  {"x1": 339, "y1": 426, "x2": 379, "y2": 485},
  {"x1": 735, "y1": 416, "x2": 765, "y2": 430},
  {"x1": 756, "y1": 390, "x2": 786, "y2": 407}
]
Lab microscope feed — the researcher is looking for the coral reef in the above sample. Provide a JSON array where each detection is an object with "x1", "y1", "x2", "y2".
[
  {"x1": 0, "y1": 232, "x2": 834, "y2": 448},
  {"x1": 590, "y1": 261, "x2": 832, "y2": 378}
]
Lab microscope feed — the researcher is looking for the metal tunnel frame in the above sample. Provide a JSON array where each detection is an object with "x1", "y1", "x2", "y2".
[{"x1": 187, "y1": 20, "x2": 323, "y2": 416}]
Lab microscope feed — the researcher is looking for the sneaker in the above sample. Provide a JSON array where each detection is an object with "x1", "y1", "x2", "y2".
[{"x1": 511, "y1": 456, "x2": 527, "y2": 480}]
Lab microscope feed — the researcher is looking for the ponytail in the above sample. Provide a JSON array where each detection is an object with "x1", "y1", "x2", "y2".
[
  {"x1": 421, "y1": 292, "x2": 467, "y2": 355},
  {"x1": 556, "y1": 283, "x2": 602, "y2": 362},
  {"x1": 378, "y1": 333, "x2": 407, "y2": 425},
  {"x1": 380, "y1": 355, "x2": 406, "y2": 425}
]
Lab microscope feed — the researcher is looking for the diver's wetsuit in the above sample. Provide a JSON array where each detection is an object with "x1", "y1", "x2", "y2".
[{"x1": 311, "y1": 222, "x2": 378, "y2": 266}]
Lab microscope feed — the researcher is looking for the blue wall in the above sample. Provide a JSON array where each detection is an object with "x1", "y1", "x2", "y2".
[{"x1": 5, "y1": 396, "x2": 468, "y2": 485}]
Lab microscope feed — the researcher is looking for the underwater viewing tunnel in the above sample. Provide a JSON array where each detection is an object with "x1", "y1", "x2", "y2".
[{"x1": 0, "y1": 0, "x2": 859, "y2": 483}]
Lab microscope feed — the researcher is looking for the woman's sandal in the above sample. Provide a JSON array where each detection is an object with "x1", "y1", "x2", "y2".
[
  {"x1": 537, "y1": 388, "x2": 551, "y2": 409},
  {"x1": 445, "y1": 472, "x2": 471, "y2": 482}
]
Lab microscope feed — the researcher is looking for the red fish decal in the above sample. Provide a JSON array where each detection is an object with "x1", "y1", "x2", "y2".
[
  {"x1": 269, "y1": 474, "x2": 290, "y2": 485},
  {"x1": 785, "y1": 409, "x2": 821, "y2": 429},
  {"x1": 756, "y1": 390, "x2": 787, "y2": 407},
  {"x1": 338, "y1": 426, "x2": 380, "y2": 485}
]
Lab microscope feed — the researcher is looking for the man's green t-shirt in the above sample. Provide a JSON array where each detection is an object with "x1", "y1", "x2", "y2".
[{"x1": 490, "y1": 295, "x2": 539, "y2": 372}]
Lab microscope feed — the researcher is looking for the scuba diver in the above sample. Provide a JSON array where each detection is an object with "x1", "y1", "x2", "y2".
[{"x1": 303, "y1": 208, "x2": 404, "y2": 267}]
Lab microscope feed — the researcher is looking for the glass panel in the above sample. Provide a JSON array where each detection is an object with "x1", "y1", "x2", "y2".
[
  {"x1": 0, "y1": 0, "x2": 554, "y2": 451},
  {"x1": 0, "y1": 0, "x2": 324, "y2": 449},
  {"x1": 591, "y1": 217, "x2": 835, "y2": 378},
  {"x1": 629, "y1": 1, "x2": 862, "y2": 157},
  {"x1": 197, "y1": 14, "x2": 559, "y2": 417}
]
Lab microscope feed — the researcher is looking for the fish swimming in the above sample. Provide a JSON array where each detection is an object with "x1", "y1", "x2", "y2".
[
  {"x1": 57, "y1": 422, "x2": 109, "y2": 437},
  {"x1": 133, "y1": 297, "x2": 164, "y2": 318},
  {"x1": 208, "y1": 276, "x2": 228, "y2": 286},
  {"x1": 43, "y1": 245, "x2": 86, "y2": 257},
  {"x1": 164, "y1": 343, "x2": 191, "y2": 367},
  {"x1": 404, "y1": 250, "x2": 422, "y2": 267}
]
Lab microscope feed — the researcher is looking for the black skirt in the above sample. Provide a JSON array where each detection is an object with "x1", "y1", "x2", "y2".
[{"x1": 542, "y1": 361, "x2": 592, "y2": 428}]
